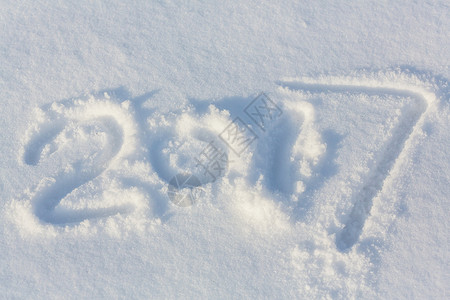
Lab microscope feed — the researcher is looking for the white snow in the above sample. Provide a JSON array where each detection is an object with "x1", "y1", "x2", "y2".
[{"x1": 1, "y1": 1, "x2": 449, "y2": 299}]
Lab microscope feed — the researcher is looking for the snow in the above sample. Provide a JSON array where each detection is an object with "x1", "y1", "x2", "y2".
[{"x1": 1, "y1": 1, "x2": 449, "y2": 299}]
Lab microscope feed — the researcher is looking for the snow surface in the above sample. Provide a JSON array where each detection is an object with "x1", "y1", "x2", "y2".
[{"x1": 1, "y1": 1, "x2": 449, "y2": 299}]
